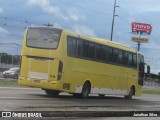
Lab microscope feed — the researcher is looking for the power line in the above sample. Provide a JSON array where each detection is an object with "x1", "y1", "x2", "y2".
[
  {"x1": 0, "y1": 15, "x2": 49, "y2": 40},
  {"x1": 55, "y1": 0, "x2": 112, "y2": 15},
  {"x1": 90, "y1": 0, "x2": 114, "y2": 7},
  {"x1": 91, "y1": 0, "x2": 112, "y2": 6},
  {"x1": 0, "y1": 16, "x2": 42, "y2": 25},
  {"x1": 119, "y1": 7, "x2": 137, "y2": 21},
  {"x1": 118, "y1": 16, "x2": 130, "y2": 25},
  {"x1": 0, "y1": 32, "x2": 24, "y2": 39},
  {"x1": 0, "y1": 15, "x2": 53, "y2": 30},
  {"x1": 0, "y1": 42, "x2": 21, "y2": 46}
]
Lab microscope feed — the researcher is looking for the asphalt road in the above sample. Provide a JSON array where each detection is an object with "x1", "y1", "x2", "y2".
[{"x1": 0, "y1": 87, "x2": 160, "y2": 118}]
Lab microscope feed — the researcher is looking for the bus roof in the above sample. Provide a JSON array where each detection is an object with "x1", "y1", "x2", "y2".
[
  {"x1": 62, "y1": 28, "x2": 142, "y2": 54},
  {"x1": 94, "y1": 38, "x2": 131, "y2": 49},
  {"x1": 27, "y1": 26, "x2": 142, "y2": 55}
]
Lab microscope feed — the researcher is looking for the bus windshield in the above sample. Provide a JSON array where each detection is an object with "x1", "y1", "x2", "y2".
[{"x1": 27, "y1": 27, "x2": 61, "y2": 49}]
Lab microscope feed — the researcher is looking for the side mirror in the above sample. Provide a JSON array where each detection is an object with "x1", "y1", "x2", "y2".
[{"x1": 147, "y1": 65, "x2": 150, "y2": 74}]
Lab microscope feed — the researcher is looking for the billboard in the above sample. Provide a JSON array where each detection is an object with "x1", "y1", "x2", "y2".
[
  {"x1": 132, "y1": 36, "x2": 148, "y2": 43},
  {"x1": 132, "y1": 22, "x2": 152, "y2": 34}
]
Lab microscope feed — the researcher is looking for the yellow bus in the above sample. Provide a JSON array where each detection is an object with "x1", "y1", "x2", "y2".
[{"x1": 18, "y1": 26, "x2": 150, "y2": 99}]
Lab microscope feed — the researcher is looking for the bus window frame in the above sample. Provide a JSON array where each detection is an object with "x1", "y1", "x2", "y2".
[{"x1": 67, "y1": 35, "x2": 137, "y2": 69}]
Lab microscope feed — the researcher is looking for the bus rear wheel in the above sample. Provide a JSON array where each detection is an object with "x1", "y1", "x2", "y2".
[
  {"x1": 124, "y1": 87, "x2": 134, "y2": 99},
  {"x1": 73, "y1": 93, "x2": 81, "y2": 98},
  {"x1": 98, "y1": 94, "x2": 105, "y2": 97},
  {"x1": 81, "y1": 81, "x2": 91, "y2": 99},
  {"x1": 44, "y1": 89, "x2": 60, "y2": 97}
]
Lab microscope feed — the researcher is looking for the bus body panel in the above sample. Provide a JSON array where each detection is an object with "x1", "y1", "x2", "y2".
[
  {"x1": 19, "y1": 27, "x2": 144, "y2": 97},
  {"x1": 62, "y1": 57, "x2": 138, "y2": 95},
  {"x1": 19, "y1": 27, "x2": 63, "y2": 90}
]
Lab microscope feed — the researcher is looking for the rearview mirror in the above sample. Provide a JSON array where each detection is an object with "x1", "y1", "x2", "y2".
[{"x1": 147, "y1": 65, "x2": 150, "y2": 74}]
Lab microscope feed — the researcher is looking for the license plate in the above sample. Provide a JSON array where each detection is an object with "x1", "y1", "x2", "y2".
[{"x1": 33, "y1": 79, "x2": 41, "y2": 83}]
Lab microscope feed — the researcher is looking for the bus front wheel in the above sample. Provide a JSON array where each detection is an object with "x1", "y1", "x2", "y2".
[
  {"x1": 44, "y1": 89, "x2": 60, "y2": 97},
  {"x1": 81, "y1": 81, "x2": 91, "y2": 99}
]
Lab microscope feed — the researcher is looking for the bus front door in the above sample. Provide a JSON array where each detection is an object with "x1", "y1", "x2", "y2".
[{"x1": 138, "y1": 55, "x2": 144, "y2": 86}]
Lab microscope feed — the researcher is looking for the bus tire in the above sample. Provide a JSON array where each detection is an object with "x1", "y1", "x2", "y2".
[
  {"x1": 73, "y1": 93, "x2": 81, "y2": 98},
  {"x1": 99, "y1": 94, "x2": 105, "y2": 97},
  {"x1": 44, "y1": 89, "x2": 60, "y2": 97},
  {"x1": 81, "y1": 81, "x2": 91, "y2": 99},
  {"x1": 124, "y1": 87, "x2": 135, "y2": 99}
]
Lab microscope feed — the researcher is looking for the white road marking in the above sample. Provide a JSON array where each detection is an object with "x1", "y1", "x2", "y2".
[
  {"x1": 0, "y1": 96, "x2": 53, "y2": 100},
  {"x1": 0, "y1": 97, "x2": 23, "y2": 99},
  {"x1": 0, "y1": 87, "x2": 39, "y2": 90}
]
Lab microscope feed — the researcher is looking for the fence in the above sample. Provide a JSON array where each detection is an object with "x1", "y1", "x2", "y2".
[
  {"x1": 144, "y1": 79, "x2": 160, "y2": 87},
  {"x1": 0, "y1": 63, "x2": 19, "y2": 69}
]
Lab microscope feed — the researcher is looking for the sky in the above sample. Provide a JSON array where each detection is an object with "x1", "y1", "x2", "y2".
[{"x1": 0, "y1": 0, "x2": 160, "y2": 73}]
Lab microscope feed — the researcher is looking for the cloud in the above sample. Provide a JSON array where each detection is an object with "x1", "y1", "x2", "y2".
[
  {"x1": 72, "y1": 25, "x2": 97, "y2": 37},
  {"x1": 0, "y1": 26, "x2": 9, "y2": 35},
  {"x1": 67, "y1": 8, "x2": 85, "y2": 22},
  {"x1": 27, "y1": 0, "x2": 84, "y2": 22},
  {"x1": 27, "y1": 0, "x2": 67, "y2": 20},
  {"x1": 0, "y1": 7, "x2": 3, "y2": 14},
  {"x1": 122, "y1": 0, "x2": 160, "y2": 13}
]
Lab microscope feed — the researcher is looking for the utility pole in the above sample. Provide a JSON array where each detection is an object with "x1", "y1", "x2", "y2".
[
  {"x1": 110, "y1": 0, "x2": 118, "y2": 41},
  {"x1": 137, "y1": 32, "x2": 142, "y2": 51}
]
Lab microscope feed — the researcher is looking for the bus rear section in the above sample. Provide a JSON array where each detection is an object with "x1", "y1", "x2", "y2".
[{"x1": 18, "y1": 27, "x2": 63, "y2": 93}]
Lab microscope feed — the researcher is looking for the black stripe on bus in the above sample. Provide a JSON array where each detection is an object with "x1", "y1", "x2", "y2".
[{"x1": 26, "y1": 55, "x2": 54, "y2": 60}]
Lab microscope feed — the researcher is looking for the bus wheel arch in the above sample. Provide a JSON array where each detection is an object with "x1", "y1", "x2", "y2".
[
  {"x1": 81, "y1": 80, "x2": 91, "y2": 99},
  {"x1": 124, "y1": 86, "x2": 135, "y2": 99},
  {"x1": 131, "y1": 86, "x2": 135, "y2": 96}
]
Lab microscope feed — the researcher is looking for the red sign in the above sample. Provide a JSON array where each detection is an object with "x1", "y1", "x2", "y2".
[{"x1": 132, "y1": 22, "x2": 152, "y2": 34}]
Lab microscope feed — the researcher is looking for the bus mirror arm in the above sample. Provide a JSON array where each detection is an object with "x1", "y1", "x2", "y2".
[
  {"x1": 144, "y1": 63, "x2": 150, "y2": 75},
  {"x1": 147, "y1": 65, "x2": 150, "y2": 75}
]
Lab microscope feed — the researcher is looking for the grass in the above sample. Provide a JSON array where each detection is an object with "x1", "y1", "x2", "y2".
[
  {"x1": 0, "y1": 79, "x2": 18, "y2": 87},
  {"x1": 143, "y1": 90, "x2": 160, "y2": 95}
]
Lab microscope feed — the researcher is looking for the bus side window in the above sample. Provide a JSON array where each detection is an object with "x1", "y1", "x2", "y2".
[
  {"x1": 118, "y1": 50, "x2": 123, "y2": 64},
  {"x1": 133, "y1": 54, "x2": 137, "y2": 67},
  {"x1": 95, "y1": 44, "x2": 101, "y2": 60},
  {"x1": 113, "y1": 49, "x2": 119, "y2": 63},
  {"x1": 122, "y1": 51, "x2": 128, "y2": 65},
  {"x1": 77, "y1": 39, "x2": 82, "y2": 57},
  {"x1": 67, "y1": 36, "x2": 77, "y2": 56},
  {"x1": 88, "y1": 42, "x2": 95, "y2": 59},
  {"x1": 128, "y1": 52, "x2": 133, "y2": 66},
  {"x1": 101, "y1": 45, "x2": 108, "y2": 61},
  {"x1": 82, "y1": 40, "x2": 89, "y2": 58},
  {"x1": 108, "y1": 47, "x2": 113, "y2": 62}
]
